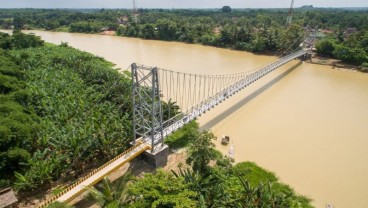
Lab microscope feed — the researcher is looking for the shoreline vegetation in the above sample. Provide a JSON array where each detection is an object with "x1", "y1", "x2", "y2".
[
  {"x1": 2, "y1": 7, "x2": 366, "y2": 207},
  {"x1": 306, "y1": 54, "x2": 367, "y2": 72},
  {"x1": 1, "y1": 8, "x2": 367, "y2": 71},
  {"x1": 0, "y1": 31, "x2": 313, "y2": 207}
]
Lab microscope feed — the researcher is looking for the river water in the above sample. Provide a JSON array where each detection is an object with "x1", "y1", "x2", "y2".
[{"x1": 5, "y1": 30, "x2": 368, "y2": 208}]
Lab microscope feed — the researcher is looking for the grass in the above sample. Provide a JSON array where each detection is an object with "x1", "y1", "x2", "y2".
[{"x1": 164, "y1": 121, "x2": 199, "y2": 149}]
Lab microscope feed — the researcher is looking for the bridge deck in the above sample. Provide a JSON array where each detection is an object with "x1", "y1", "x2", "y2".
[
  {"x1": 149, "y1": 49, "x2": 308, "y2": 148},
  {"x1": 38, "y1": 141, "x2": 150, "y2": 207}
]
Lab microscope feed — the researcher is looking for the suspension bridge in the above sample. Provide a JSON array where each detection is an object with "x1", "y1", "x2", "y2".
[{"x1": 37, "y1": 48, "x2": 308, "y2": 207}]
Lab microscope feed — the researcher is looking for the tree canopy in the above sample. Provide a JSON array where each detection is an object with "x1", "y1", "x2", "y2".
[{"x1": 221, "y1": 6, "x2": 232, "y2": 13}]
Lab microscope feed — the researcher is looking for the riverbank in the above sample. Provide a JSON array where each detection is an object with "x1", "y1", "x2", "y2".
[
  {"x1": 9, "y1": 28, "x2": 289, "y2": 57},
  {"x1": 27, "y1": 147, "x2": 312, "y2": 207},
  {"x1": 20, "y1": 28, "x2": 368, "y2": 73},
  {"x1": 307, "y1": 53, "x2": 366, "y2": 72},
  {"x1": 3, "y1": 30, "x2": 368, "y2": 207}
]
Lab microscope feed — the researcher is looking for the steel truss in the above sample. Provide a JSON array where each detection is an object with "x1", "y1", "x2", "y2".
[{"x1": 131, "y1": 64, "x2": 164, "y2": 152}]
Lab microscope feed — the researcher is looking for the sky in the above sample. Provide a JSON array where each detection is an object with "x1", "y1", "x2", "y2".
[{"x1": 0, "y1": 0, "x2": 366, "y2": 9}]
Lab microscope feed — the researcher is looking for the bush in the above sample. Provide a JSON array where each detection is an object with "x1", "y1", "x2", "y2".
[
  {"x1": 0, "y1": 31, "x2": 44, "y2": 50},
  {"x1": 333, "y1": 45, "x2": 367, "y2": 65},
  {"x1": 164, "y1": 121, "x2": 199, "y2": 149},
  {"x1": 316, "y1": 39, "x2": 335, "y2": 57},
  {"x1": 11, "y1": 31, "x2": 44, "y2": 49}
]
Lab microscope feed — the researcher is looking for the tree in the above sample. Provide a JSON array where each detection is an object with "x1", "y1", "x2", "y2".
[
  {"x1": 251, "y1": 33, "x2": 267, "y2": 52},
  {"x1": 186, "y1": 131, "x2": 219, "y2": 175},
  {"x1": 0, "y1": 32, "x2": 13, "y2": 49},
  {"x1": 140, "y1": 24, "x2": 156, "y2": 39},
  {"x1": 279, "y1": 24, "x2": 304, "y2": 52},
  {"x1": 13, "y1": 16, "x2": 25, "y2": 29},
  {"x1": 46, "y1": 21, "x2": 60, "y2": 30},
  {"x1": 156, "y1": 19, "x2": 178, "y2": 41},
  {"x1": 88, "y1": 173, "x2": 132, "y2": 207},
  {"x1": 11, "y1": 31, "x2": 44, "y2": 49},
  {"x1": 316, "y1": 39, "x2": 335, "y2": 57},
  {"x1": 232, "y1": 177, "x2": 291, "y2": 208},
  {"x1": 333, "y1": 45, "x2": 367, "y2": 65},
  {"x1": 128, "y1": 170, "x2": 197, "y2": 207},
  {"x1": 161, "y1": 99, "x2": 180, "y2": 122},
  {"x1": 221, "y1": 6, "x2": 232, "y2": 13}
]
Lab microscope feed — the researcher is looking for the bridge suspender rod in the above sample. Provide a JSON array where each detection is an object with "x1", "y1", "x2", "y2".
[
  {"x1": 176, "y1": 71, "x2": 179, "y2": 106},
  {"x1": 193, "y1": 75, "x2": 197, "y2": 110},
  {"x1": 152, "y1": 49, "x2": 306, "y2": 127},
  {"x1": 182, "y1": 73, "x2": 185, "y2": 111}
]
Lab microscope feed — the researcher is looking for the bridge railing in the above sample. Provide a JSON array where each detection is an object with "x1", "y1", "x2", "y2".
[{"x1": 149, "y1": 49, "x2": 307, "y2": 147}]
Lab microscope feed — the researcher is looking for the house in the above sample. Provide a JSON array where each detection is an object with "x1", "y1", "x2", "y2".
[
  {"x1": 117, "y1": 15, "x2": 129, "y2": 26},
  {"x1": 344, "y1": 27, "x2": 358, "y2": 37}
]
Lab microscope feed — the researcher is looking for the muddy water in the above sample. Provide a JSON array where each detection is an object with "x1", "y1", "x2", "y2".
[{"x1": 7, "y1": 30, "x2": 368, "y2": 207}]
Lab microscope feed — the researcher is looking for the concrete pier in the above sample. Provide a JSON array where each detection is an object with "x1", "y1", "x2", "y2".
[{"x1": 141, "y1": 144, "x2": 169, "y2": 168}]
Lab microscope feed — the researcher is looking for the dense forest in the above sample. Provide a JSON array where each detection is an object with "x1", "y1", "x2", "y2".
[
  {"x1": 0, "y1": 8, "x2": 367, "y2": 62},
  {"x1": 0, "y1": 31, "x2": 312, "y2": 207}
]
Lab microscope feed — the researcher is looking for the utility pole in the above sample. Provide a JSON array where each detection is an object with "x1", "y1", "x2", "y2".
[{"x1": 286, "y1": 0, "x2": 295, "y2": 26}]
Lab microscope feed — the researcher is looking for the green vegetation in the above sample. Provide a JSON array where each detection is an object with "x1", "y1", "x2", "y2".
[
  {"x1": 1, "y1": 8, "x2": 367, "y2": 60},
  {"x1": 0, "y1": 31, "x2": 134, "y2": 191},
  {"x1": 86, "y1": 131, "x2": 312, "y2": 208},
  {"x1": 0, "y1": 31, "x2": 45, "y2": 188},
  {"x1": 129, "y1": 170, "x2": 198, "y2": 207},
  {"x1": 87, "y1": 173, "x2": 132, "y2": 207},
  {"x1": 0, "y1": 7, "x2": 364, "y2": 207},
  {"x1": 316, "y1": 30, "x2": 368, "y2": 66},
  {"x1": 164, "y1": 121, "x2": 198, "y2": 149},
  {"x1": 2, "y1": 8, "x2": 360, "y2": 206},
  {"x1": 47, "y1": 202, "x2": 73, "y2": 208},
  {"x1": 118, "y1": 10, "x2": 305, "y2": 53},
  {"x1": 0, "y1": 31, "x2": 313, "y2": 207},
  {"x1": 0, "y1": 50, "x2": 40, "y2": 188},
  {"x1": 0, "y1": 30, "x2": 44, "y2": 50},
  {"x1": 0, "y1": 8, "x2": 362, "y2": 54},
  {"x1": 186, "y1": 131, "x2": 220, "y2": 175}
]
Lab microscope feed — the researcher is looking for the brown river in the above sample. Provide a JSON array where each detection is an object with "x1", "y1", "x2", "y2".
[{"x1": 5, "y1": 30, "x2": 368, "y2": 208}]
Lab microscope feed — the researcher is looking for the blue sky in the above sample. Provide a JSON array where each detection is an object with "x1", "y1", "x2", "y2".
[{"x1": 0, "y1": 0, "x2": 366, "y2": 8}]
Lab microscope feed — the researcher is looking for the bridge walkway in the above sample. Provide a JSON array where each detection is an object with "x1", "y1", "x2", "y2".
[{"x1": 37, "y1": 141, "x2": 150, "y2": 208}]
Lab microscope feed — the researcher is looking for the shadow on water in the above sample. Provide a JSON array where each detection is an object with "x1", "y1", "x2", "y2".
[{"x1": 200, "y1": 61, "x2": 302, "y2": 130}]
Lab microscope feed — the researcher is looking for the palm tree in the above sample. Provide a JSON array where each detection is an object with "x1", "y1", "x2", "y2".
[
  {"x1": 231, "y1": 176, "x2": 291, "y2": 208},
  {"x1": 88, "y1": 172, "x2": 132, "y2": 207},
  {"x1": 161, "y1": 98, "x2": 181, "y2": 123}
]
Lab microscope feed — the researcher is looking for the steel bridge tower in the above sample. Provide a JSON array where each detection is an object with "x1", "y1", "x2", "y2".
[
  {"x1": 131, "y1": 63, "x2": 164, "y2": 150},
  {"x1": 131, "y1": 64, "x2": 168, "y2": 167}
]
